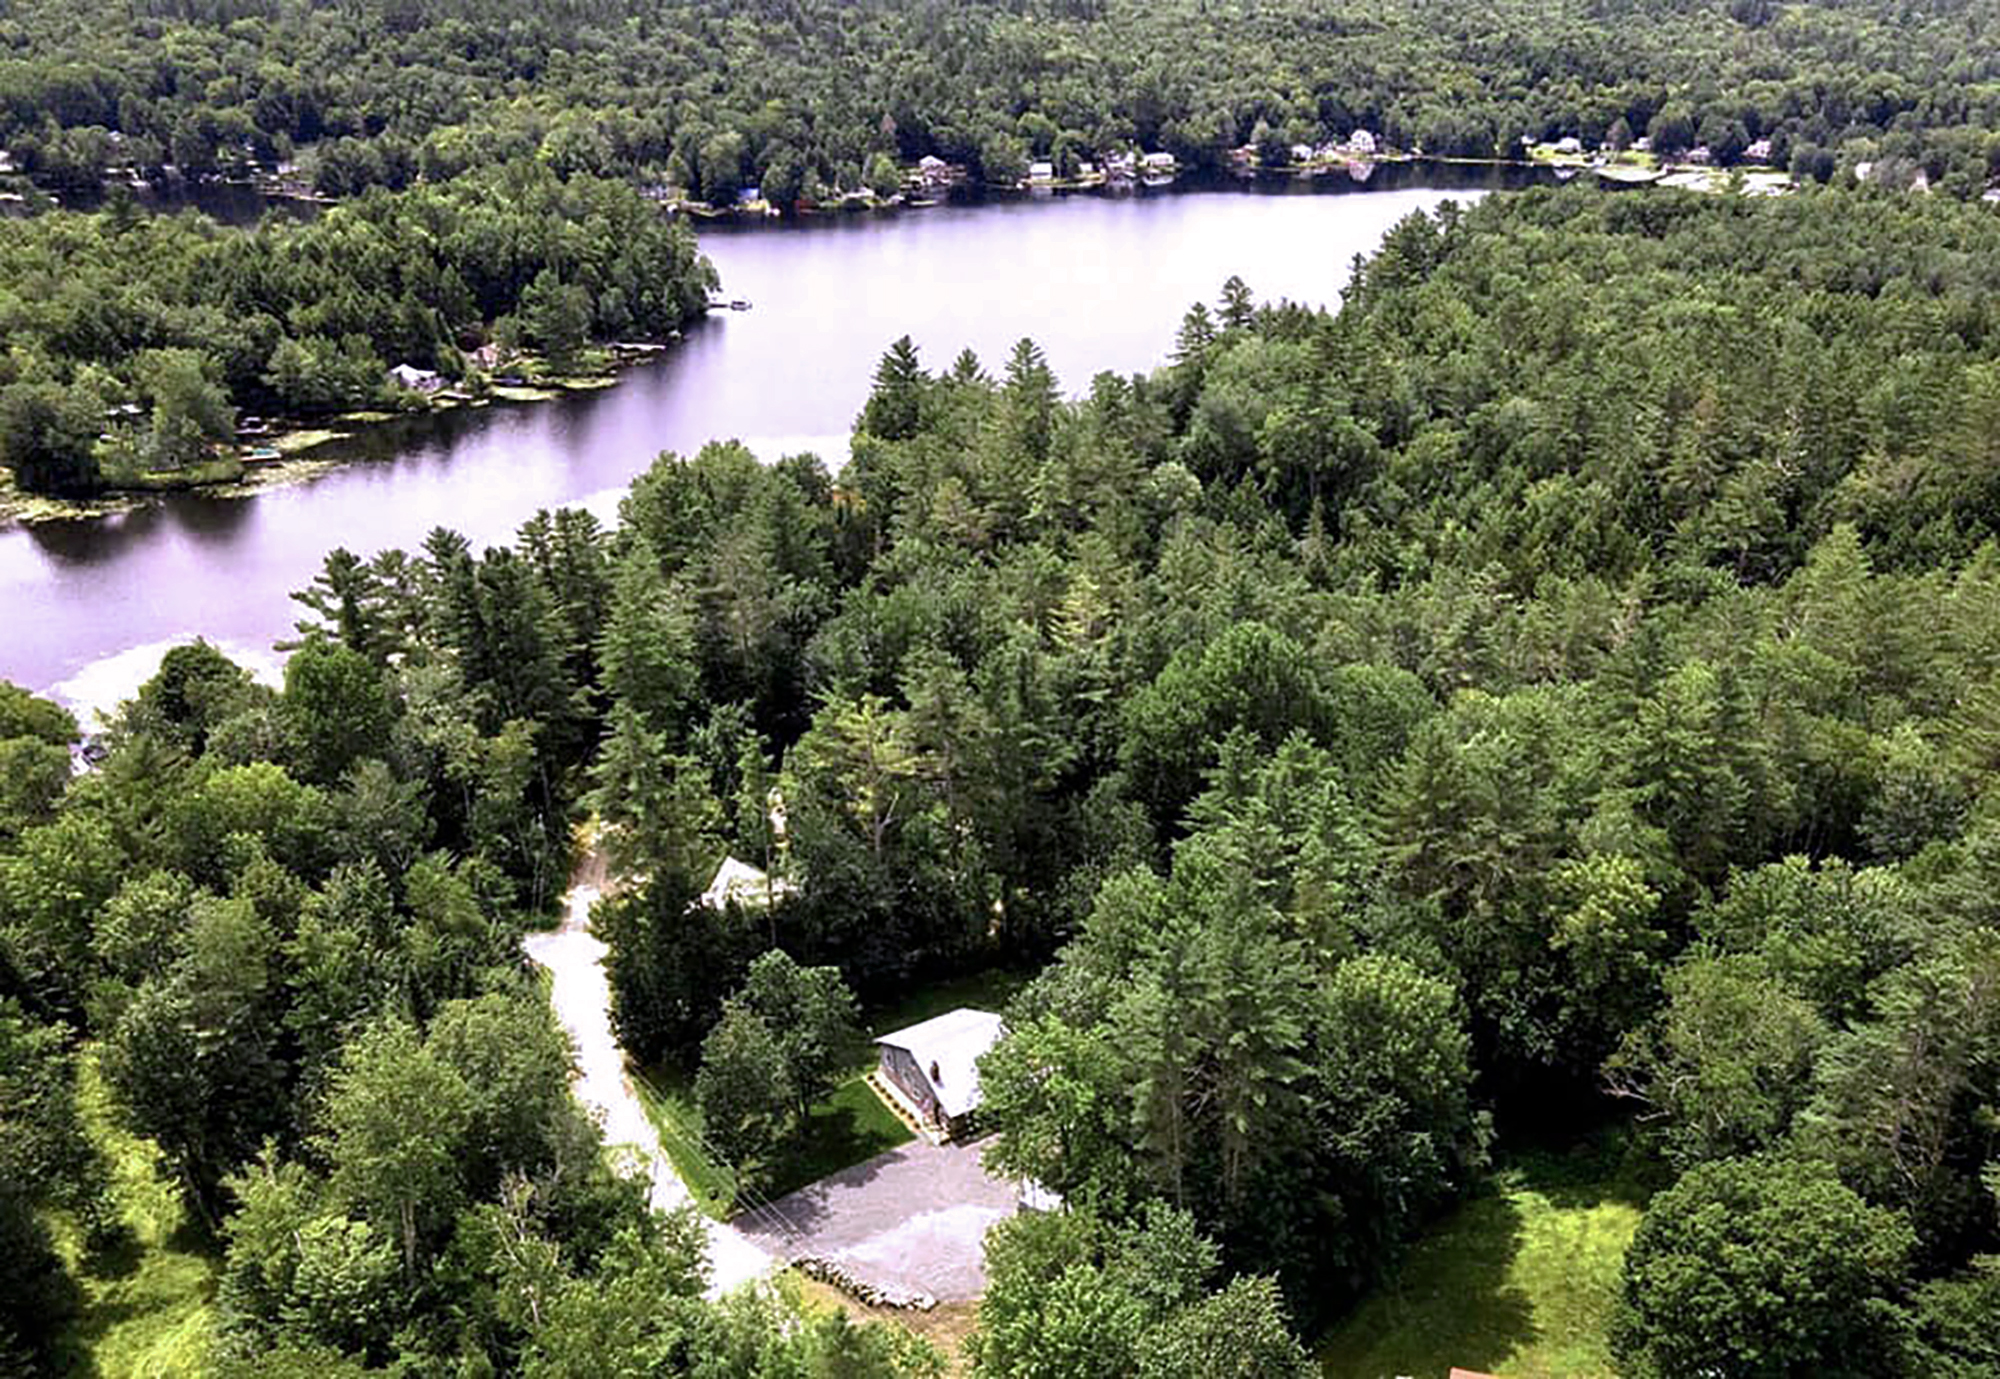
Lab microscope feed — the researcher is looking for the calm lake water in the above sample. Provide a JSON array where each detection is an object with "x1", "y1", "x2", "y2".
[{"x1": 2, "y1": 168, "x2": 1512, "y2": 717}]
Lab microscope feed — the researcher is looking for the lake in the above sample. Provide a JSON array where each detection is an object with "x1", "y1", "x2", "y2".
[{"x1": 0, "y1": 167, "x2": 1514, "y2": 717}]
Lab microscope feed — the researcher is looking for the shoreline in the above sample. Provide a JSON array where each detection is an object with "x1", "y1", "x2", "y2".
[
  {"x1": 0, "y1": 159, "x2": 1779, "y2": 531},
  {"x1": 0, "y1": 356, "x2": 653, "y2": 529}
]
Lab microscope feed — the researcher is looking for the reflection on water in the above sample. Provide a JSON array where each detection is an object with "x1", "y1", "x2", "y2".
[{"x1": 4, "y1": 170, "x2": 1530, "y2": 702}]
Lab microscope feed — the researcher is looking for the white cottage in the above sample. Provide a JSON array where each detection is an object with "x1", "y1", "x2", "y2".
[
  {"x1": 873, "y1": 1008, "x2": 1004, "y2": 1140},
  {"x1": 699, "y1": 855, "x2": 797, "y2": 911}
]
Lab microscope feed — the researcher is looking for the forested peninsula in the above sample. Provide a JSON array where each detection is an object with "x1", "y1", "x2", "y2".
[
  {"x1": 7, "y1": 183, "x2": 2000, "y2": 1376},
  {"x1": 0, "y1": 163, "x2": 712, "y2": 503}
]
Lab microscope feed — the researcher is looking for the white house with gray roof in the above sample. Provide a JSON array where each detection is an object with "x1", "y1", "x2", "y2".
[{"x1": 873, "y1": 1008, "x2": 1004, "y2": 1140}]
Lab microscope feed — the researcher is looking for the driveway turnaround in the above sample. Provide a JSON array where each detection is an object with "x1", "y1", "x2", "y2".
[{"x1": 734, "y1": 1137, "x2": 1019, "y2": 1301}]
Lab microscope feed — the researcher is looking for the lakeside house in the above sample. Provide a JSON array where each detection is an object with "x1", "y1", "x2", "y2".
[
  {"x1": 1141, "y1": 150, "x2": 1176, "y2": 173},
  {"x1": 917, "y1": 154, "x2": 951, "y2": 183},
  {"x1": 1026, "y1": 160, "x2": 1055, "y2": 183},
  {"x1": 1290, "y1": 142, "x2": 1315, "y2": 164},
  {"x1": 873, "y1": 1008, "x2": 1004, "y2": 1141},
  {"x1": 1346, "y1": 128, "x2": 1377, "y2": 156},
  {"x1": 388, "y1": 363, "x2": 444, "y2": 394},
  {"x1": 1744, "y1": 137, "x2": 1773, "y2": 164}
]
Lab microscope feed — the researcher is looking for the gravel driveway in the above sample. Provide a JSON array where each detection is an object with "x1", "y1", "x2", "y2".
[
  {"x1": 524, "y1": 878, "x2": 772, "y2": 1296},
  {"x1": 733, "y1": 1137, "x2": 1020, "y2": 1301}
]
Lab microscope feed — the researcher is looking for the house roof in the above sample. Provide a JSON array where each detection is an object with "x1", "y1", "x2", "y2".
[
  {"x1": 875, "y1": 1008, "x2": 1004, "y2": 1119},
  {"x1": 700, "y1": 855, "x2": 795, "y2": 910}
]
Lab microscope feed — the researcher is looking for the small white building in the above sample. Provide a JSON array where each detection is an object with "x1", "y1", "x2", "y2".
[
  {"x1": 917, "y1": 154, "x2": 950, "y2": 181},
  {"x1": 1744, "y1": 138, "x2": 1773, "y2": 164},
  {"x1": 1290, "y1": 143, "x2": 1315, "y2": 164},
  {"x1": 699, "y1": 855, "x2": 797, "y2": 911},
  {"x1": 1554, "y1": 135, "x2": 1582, "y2": 155},
  {"x1": 1141, "y1": 150, "x2": 1176, "y2": 171},
  {"x1": 1346, "y1": 128, "x2": 1378, "y2": 156},
  {"x1": 874, "y1": 1008, "x2": 1004, "y2": 1140},
  {"x1": 388, "y1": 363, "x2": 444, "y2": 394},
  {"x1": 1026, "y1": 160, "x2": 1055, "y2": 182}
]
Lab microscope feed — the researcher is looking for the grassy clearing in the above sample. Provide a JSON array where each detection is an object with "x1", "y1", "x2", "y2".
[
  {"x1": 633, "y1": 1061, "x2": 915, "y2": 1215},
  {"x1": 1318, "y1": 1134, "x2": 1657, "y2": 1379},
  {"x1": 860, "y1": 967, "x2": 1035, "y2": 1046},
  {"x1": 769, "y1": 1075, "x2": 912, "y2": 1198},
  {"x1": 51, "y1": 1051, "x2": 218, "y2": 1379}
]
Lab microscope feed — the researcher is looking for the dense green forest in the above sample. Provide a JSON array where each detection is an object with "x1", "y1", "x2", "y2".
[
  {"x1": 4, "y1": 0, "x2": 2000, "y2": 201},
  {"x1": 10, "y1": 181, "x2": 2000, "y2": 1374},
  {"x1": 0, "y1": 163, "x2": 713, "y2": 496}
]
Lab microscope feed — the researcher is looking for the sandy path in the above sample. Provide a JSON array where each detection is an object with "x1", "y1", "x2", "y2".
[{"x1": 525, "y1": 877, "x2": 772, "y2": 1296}]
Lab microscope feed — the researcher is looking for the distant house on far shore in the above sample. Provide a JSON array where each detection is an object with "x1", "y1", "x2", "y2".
[
  {"x1": 1346, "y1": 128, "x2": 1378, "y2": 155},
  {"x1": 388, "y1": 363, "x2": 444, "y2": 394},
  {"x1": 1027, "y1": 160, "x2": 1055, "y2": 182},
  {"x1": 874, "y1": 1008, "x2": 1004, "y2": 1141}
]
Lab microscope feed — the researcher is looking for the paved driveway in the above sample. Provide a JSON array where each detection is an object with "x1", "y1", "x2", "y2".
[{"x1": 733, "y1": 1137, "x2": 1019, "y2": 1301}]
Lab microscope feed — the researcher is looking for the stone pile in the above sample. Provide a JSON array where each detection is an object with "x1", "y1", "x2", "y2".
[{"x1": 792, "y1": 1255, "x2": 937, "y2": 1311}]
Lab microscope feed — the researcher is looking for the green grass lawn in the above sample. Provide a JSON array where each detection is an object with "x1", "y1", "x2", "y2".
[
  {"x1": 51, "y1": 1051, "x2": 219, "y2": 1378},
  {"x1": 631, "y1": 1065, "x2": 744, "y2": 1218},
  {"x1": 859, "y1": 967, "x2": 1035, "y2": 1046},
  {"x1": 635, "y1": 1061, "x2": 915, "y2": 1216},
  {"x1": 1318, "y1": 1134, "x2": 1659, "y2": 1379},
  {"x1": 636, "y1": 964, "x2": 1038, "y2": 1217}
]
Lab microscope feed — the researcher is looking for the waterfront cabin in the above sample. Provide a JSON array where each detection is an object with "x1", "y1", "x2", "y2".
[
  {"x1": 1346, "y1": 128, "x2": 1378, "y2": 156},
  {"x1": 874, "y1": 1008, "x2": 1004, "y2": 1140},
  {"x1": 1027, "y1": 160, "x2": 1055, "y2": 183},
  {"x1": 388, "y1": 363, "x2": 444, "y2": 394}
]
